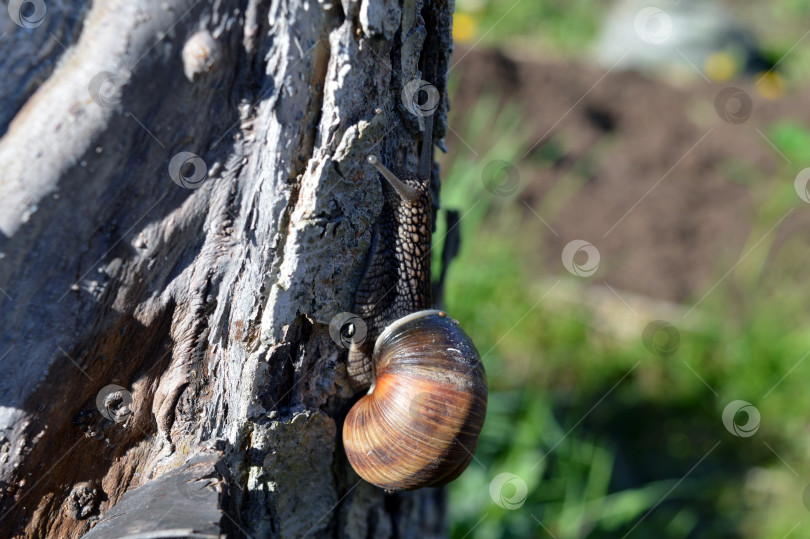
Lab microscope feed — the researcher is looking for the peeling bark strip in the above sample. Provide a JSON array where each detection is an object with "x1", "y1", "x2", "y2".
[{"x1": 0, "y1": 0, "x2": 453, "y2": 537}]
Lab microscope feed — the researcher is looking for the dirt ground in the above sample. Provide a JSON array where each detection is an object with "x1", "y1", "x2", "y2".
[{"x1": 449, "y1": 46, "x2": 810, "y2": 304}]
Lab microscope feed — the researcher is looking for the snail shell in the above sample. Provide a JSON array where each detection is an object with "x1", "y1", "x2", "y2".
[{"x1": 342, "y1": 309, "x2": 487, "y2": 491}]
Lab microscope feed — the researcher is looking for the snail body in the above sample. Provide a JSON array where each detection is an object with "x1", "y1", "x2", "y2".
[{"x1": 342, "y1": 88, "x2": 487, "y2": 492}]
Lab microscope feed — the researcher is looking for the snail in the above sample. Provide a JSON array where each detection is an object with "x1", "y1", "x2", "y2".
[{"x1": 341, "y1": 90, "x2": 487, "y2": 492}]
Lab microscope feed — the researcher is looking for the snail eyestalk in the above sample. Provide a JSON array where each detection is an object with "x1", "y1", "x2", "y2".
[
  {"x1": 366, "y1": 154, "x2": 419, "y2": 202},
  {"x1": 418, "y1": 112, "x2": 434, "y2": 181}
]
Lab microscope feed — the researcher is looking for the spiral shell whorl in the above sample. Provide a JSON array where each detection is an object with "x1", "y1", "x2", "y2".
[{"x1": 343, "y1": 310, "x2": 487, "y2": 491}]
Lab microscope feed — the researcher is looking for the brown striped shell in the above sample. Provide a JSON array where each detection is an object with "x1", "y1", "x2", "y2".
[{"x1": 342, "y1": 310, "x2": 487, "y2": 492}]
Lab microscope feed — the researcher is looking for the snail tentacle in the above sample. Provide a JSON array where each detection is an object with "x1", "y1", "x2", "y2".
[{"x1": 366, "y1": 155, "x2": 420, "y2": 202}]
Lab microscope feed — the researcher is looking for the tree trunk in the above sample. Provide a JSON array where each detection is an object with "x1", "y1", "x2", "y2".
[{"x1": 0, "y1": 0, "x2": 454, "y2": 536}]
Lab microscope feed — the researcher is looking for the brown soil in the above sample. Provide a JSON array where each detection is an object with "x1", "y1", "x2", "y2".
[{"x1": 448, "y1": 47, "x2": 810, "y2": 303}]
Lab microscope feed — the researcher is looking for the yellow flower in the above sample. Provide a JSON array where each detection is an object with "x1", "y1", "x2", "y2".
[
  {"x1": 453, "y1": 12, "x2": 478, "y2": 44},
  {"x1": 704, "y1": 51, "x2": 737, "y2": 82},
  {"x1": 754, "y1": 71, "x2": 785, "y2": 100}
]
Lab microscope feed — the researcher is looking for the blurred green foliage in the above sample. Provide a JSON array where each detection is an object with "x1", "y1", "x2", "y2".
[
  {"x1": 435, "y1": 53, "x2": 810, "y2": 537},
  {"x1": 454, "y1": 0, "x2": 810, "y2": 81},
  {"x1": 454, "y1": 0, "x2": 599, "y2": 54}
]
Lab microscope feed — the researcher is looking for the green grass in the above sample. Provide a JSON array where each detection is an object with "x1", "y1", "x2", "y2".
[
  {"x1": 435, "y1": 81, "x2": 810, "y2": 537},
  {"x1": 454, "y1": 0, "x2": 599, "y2": 54}
]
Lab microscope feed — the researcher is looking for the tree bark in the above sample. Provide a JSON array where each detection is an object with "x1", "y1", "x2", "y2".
[{"x1": 0, "y1": 0, "x2": 454, "y2": 536}]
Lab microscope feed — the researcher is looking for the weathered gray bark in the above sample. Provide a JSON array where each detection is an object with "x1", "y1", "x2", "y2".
[{"x1": 0, "y1": 0, "x2": 453, "y2": 536}]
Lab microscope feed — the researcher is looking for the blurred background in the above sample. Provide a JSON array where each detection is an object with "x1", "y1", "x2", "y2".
[{"x1": 438, "y1": 0, "x2": 810, "y2": 537}]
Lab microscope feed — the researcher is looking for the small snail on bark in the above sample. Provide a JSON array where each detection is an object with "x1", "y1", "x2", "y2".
[{"x1": 342, "y1": 85, "x2": 487, "y2": 492}]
